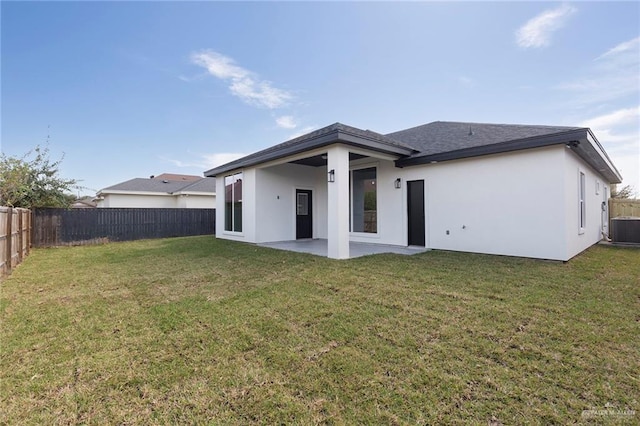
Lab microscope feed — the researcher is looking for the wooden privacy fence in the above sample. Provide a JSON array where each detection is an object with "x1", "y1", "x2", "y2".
[
  {"x1": 609, "y1": 199, "x2": 640, "y2": 219},
  {"x1": 1, "y1": 207, "x2": 31, "y2": 276},
  {"x1": 32, "y1": 208, "x2": 216, "y2": 248}
]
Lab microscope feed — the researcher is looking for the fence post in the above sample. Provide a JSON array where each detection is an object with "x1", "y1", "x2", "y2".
[
  {"x1": 5, "y1": 207, "x2": 12, "y2": 273},
  {"x1": 26, "y1": 209, "x2": 32, "y2": 256},
  {"x1": 17, "y1": 210, "x2": 23, "y2": 263}
]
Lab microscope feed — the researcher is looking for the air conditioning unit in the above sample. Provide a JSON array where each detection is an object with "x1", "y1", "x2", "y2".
[{"x1": 611, "y1": 217, "x2": 640, "y2": 244}]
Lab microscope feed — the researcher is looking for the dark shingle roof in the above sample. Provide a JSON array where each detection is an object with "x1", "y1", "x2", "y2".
[
  {"x1": 203, "y1": 120, "x2": 622, "y2": 183},
  {"x1": 388, "y1": 121, "x2": 621, "y2": 182},
  {"x1": 204, "y1": 122, "x2": 417, "y2": 176},
  {"x1": 388, "y1": 121, "x2": 584, "y2": 160},
  {"x1": 100, "y1": 177, "x2": 215, "y2": 194}
]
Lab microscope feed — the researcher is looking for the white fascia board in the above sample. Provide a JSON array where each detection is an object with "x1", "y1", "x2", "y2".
[
  {"x1": 173, "y1": 191, "x2": 216, "y2": 196},
  {"x1": 98, "y1": 190, "x2": 174, "y2": 196}
]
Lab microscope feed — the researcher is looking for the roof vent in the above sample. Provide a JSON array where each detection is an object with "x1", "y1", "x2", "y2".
[
  {"x1": 162, "y1": 180, "x2": 169, "y2": 183},
  {"x1": 468, "y1": 126, "x2": 474, "y2": 136}
]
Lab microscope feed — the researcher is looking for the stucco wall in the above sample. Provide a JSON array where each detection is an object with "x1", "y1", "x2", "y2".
[
  {"x1": 99, "y1": 193, "x2": 215, "y2": 209},
  {"x1": 99, "y1": 193, "x2": 176, "y2": 208},
  {"x1": 249, "y1": 159, "x2": 401, "y2": 245},
  {"x1": 563, "y1": 148, "x2": 611, "y2": 260},
  {"x1": 176, "y1": 194, "x2": 216, "y2": 209},
  {"x1": 254, "y1": 163, "x2": 326, "y2": 243},
  {"x1": 214, "y1": 144, "x2": 613, "y2": 261},
  {"x1": 414, "y1": 145, "x2": 567, "y2": 260}
]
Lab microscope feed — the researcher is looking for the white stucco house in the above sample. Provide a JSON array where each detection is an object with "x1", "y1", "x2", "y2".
[
  {"x1": 204, "y1": 121, "x2": 622, "y2": 261},
  {"x1": 97, "y1": 174, "x2": 216, "y2": 208}
]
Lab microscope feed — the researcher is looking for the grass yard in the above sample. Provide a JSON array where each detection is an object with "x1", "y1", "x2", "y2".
[{"x1": 1, "y1": 237, "x2": 639, "y2": 424}]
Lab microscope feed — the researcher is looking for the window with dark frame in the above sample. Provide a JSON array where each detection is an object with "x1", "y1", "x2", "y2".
[
  {"x1": 224, "y1": 172, "x2": 243, "y2": 232},
  {"x1": 351, "y1": 167, "x2": 377, "y2": 233}
]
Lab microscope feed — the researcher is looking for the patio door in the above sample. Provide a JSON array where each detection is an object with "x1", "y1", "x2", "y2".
[
  {"x1": 407, "y1": 180, "x2": 425, "y2": 246},
  {"x1": 296, "y1": 189, "x2": 313, "y2": 239}
]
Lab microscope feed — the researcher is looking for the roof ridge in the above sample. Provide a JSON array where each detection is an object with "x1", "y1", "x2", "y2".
[
  {"x1": 100, "y1": 177, "x2": 197, "y2": 193},
  {"x1": 392, "y1": 120, "x2": 583, "y2": 132}
]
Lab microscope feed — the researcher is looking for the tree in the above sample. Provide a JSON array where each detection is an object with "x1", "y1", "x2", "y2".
[
  {"x1": 611, "y1": 184, "x2": 635, "y2": 199},
  {"x1": 0, "y1": 145, "x2": 79, "y2": 208}
]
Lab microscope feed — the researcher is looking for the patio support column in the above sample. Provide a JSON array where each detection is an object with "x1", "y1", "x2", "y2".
[{"x1": 327, "y1": 145, "x2": 350, "y2": 259}]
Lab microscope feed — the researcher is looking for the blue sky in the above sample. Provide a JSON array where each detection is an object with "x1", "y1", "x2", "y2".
[{"x1": 2, "y1": 1, "x2": 639, "y2": 196}]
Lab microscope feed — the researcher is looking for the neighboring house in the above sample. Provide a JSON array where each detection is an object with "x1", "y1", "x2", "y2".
[
  {"x1": 205, "y1": 121, "x2": 622, "y2": 261},
  {"x1": 72, "y1": 196, "x2": 97, "y2": 208},
  {"x1": 97, "y1": 174, "x2": 216, "y2": 208},
  {"x1": 151, "y1": 173, "x2": 201, "y2": 182}
]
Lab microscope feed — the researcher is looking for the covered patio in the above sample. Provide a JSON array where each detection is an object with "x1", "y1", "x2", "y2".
[
  {"x1": 258, "y1": 239, "x2": 429, "y2": 259},
  {"x1": 208, "y1": 123, "x2": 419, "y2": 260}
]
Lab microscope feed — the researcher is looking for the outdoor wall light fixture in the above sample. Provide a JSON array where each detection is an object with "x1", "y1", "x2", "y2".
[
  {"x1": 394, "y1": 178, "x2": 402, "y2": 189},
  {"x1": 328, "y1": 169, "x2": 335, "y2": 182}
]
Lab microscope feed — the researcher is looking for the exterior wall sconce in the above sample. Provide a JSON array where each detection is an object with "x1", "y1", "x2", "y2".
[
  {"x1": 328, "y1": 169, "x2": 335, "y2": 182},
  {"x1": 394, "y1": 178, "x2": 401, "y2": 189}
]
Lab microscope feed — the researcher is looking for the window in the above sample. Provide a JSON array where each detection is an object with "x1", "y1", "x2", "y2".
[
  {"x1": 297, "y1": 193, "x2": 309, "y2": 216},
  {"x1": 224, "y1": 172, "x2": 243, "y2": 232},
  {"x1": 579, "y1": 171, "x2": 586, "y2": 233},
  {"x1": 351, "y1": 167, "x2": 377, "y2": 233}
]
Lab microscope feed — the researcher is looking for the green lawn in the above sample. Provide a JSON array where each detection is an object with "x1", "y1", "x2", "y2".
[{"x1": 1, "y1": 237, "x2": 638, "y2": 424}]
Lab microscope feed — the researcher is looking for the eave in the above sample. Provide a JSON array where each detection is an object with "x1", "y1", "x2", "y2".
[{"x1": 204, "y1": 126, "x2": 416, "y2": 177}]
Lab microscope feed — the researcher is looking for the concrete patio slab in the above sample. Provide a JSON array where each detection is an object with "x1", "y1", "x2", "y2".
[{"x1": 258, "y1": 239, "x2": 429, "y2": 259}]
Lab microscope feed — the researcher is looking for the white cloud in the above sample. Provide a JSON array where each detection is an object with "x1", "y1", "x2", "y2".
[
  {"x1": 191, "y1": 50, "x2": 249, "y2": 80},
  {"x1": 191, "y1": 50, "x2": 292, "y2": 109},
  {"x1": 596, "y1": 37, "x2": 640, "y2": 61},
  {"x1": 200, "y1": 153, "x2": 247, "y2": 169},
  {"x1": 555, "y1": 37, "x2": 640, "y2": 107},
  {"x1": 579, "y1": 106, "x2": 640, "y2": 131},
  {"x1": 162, "y1": 152, "x2": 247, "y2": 171},
  {"x1": 276, "y1": 115, "x2": 297, "y2": 129},
  {"x1": 516, "y1": 4, "x2": 576, "y2": 48},
  {"x1": 578, "y1": 106, "x2": 640, "y2": 192}
]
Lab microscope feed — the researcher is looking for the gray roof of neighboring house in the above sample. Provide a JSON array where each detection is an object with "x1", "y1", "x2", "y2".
[
  {"x1": 177, "y1": 177, "x2": 216, "y2": 193},
  {"x1": 99, "y1": 177, "x2": 216, "y2": 194},
  {"x1": 204, "y1": 122, "x2": 417, "y2": 177},
  {"x1": 204, "y1": 120, "x2": 622, "y2": 183},
  {"x1": 72, "y1": 197, "x2": 97, "y2": 208},
  {"x1": 152, "y1": 173, "x2": 201, "y2": 181}
]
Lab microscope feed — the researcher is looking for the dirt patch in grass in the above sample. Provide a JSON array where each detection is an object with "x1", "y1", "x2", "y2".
[{"x1": 1, "y1": 237, "x2": 639, "y2": 424}]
